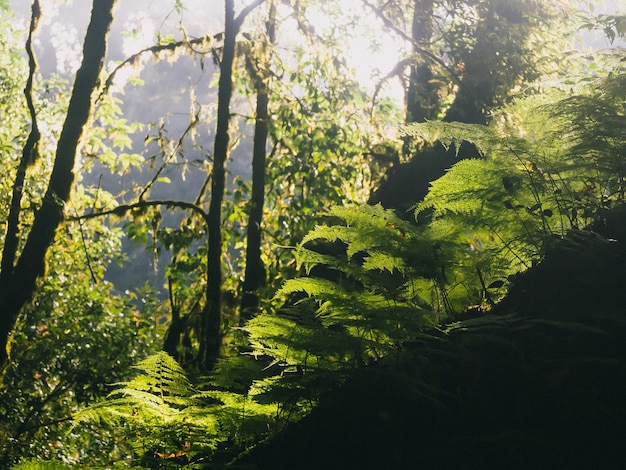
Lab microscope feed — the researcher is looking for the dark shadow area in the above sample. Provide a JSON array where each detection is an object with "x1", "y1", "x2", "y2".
[{"x1": 369, "y1": 141, "x2": 482, "y2": 218}]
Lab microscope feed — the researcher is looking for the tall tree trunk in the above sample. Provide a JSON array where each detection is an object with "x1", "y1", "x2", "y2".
[
  {"x1": 405, "y1": 0, "x2": 436, "y2": 124},
  {"x1": 201, "y1": 0, "x2": 267, "y2": 368},
  {"x1": 200, "y1": 0, "x2": 236, "y2": 370},
  {"x1": 443, "y1": 42, "x2": 495, "y2": 125},
  {"x1": 240, "y1": 0, "x2": 276, "y2": 322},
  {"x1": 0, "y1": 0, "x2": 117, "y2": 373}
]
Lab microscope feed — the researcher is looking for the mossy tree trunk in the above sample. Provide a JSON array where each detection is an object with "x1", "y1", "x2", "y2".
[
  {"x1": 0, "y1": 0, "x2": 117, "y2": 373},
  {"x1": 405, "y1": 0, "x2": 436, "y2": 124},
  {"x1": 240, "y1": 0, "x2": 277, "y2": 322},
  {"x1": 200, "y1": 0, "x2": 266, "y2": 370}
]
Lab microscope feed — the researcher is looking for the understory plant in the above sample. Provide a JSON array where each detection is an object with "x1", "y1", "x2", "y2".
[{"x1": 71, "y1": 351, "x2": 278, "y2": 468}]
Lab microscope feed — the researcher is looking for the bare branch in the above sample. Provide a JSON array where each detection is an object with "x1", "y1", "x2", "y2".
[
  {"x1": 361, "y1": 0, "x2": 460, "y2": 85},
  {"x1": 235, "y1": 0, "x2": 267, "y2": 29},
  {"x1": 370, "y1": 57, "x2": 412, "y2": 115}
]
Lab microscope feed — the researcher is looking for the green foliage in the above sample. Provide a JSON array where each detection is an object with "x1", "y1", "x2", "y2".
[
  {"x1": 73, "y1": 352, "x2": 212, "y2": 467},
  {"x1": 0, "y1": 6, "x2": 158, "y2": 467},
  {"x1": 13, "y1": 461, "x2": 76, "y2": 470},
  {"x1": 396, "y1": 52, "x2": 626, "y2": 311},
  {"x1": 246, "y1": 204, "x2": 439, "y2": 385},
  {"x1": 74, "y1": 351, "x2": 279, "y2": 467},
  {"x1": 580, "y1": 13, "x2": 626, "y2": 44},
  {"x1": 258, "y1": 44, "x2": 382, "y2": 287},
  {"x1": 13, "y1": 459, "x2": 144, "y2": 469},
  {"x1": 415, "y1": 156, "x2": 546, "y2": 297},
  {"x1": 369, "y1": 0, "x2": 574, "y2": 124},
  {"x1": 0, "y1": 209, "x2": 158, "y2": 465},
  {"x1": 83, "y1": 92, "x2": 145, "y2": 175},
  {"x1": 547, "y1": 71, "x2": 626, "y2": 204}
]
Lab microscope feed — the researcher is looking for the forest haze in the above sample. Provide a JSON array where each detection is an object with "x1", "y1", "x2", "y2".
[{"x1": 1, "y1": 0, "x2": 626, "y2": 468}]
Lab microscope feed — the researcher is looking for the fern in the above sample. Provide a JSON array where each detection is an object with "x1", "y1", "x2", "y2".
[
  {"x1": 234, "y1": 203, "x2": 450, "y2": 427},
  {"x1": 400, "y1": 72, "x2": 626, "y2": 308},
  {"x1": 201, "y1": 390, "x2": 279, "y2": 446},
  {"x1": 72, "y1": 351, "x2": 284, "y2": 467},
  {"x1": 73, "y1": 352, "x2": 221, "y2": 466},
  {"x1": 74, "y1": 351, "x2": 196, "y2": 422},
  {"x1": 399, "y1": 120, "x2": 496, "y2": 156}
]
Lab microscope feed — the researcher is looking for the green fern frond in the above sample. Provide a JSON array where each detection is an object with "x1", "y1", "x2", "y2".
[
  {"x1": 247, "y1": 375, "x2": 287, "y2": 398},
  {"x1": 293, "y1": 245, "x2": 346, "y2": 275},
  {"x1": 278, "y1": 277, "x2": 345, "y2": 300},
  {"x1": 205, "y1": 390, "x2": 279, "y2": 419},
  {"x1": 74, "y1": 351, "x2": 195, "y2": 425},
  {"x1": 301, "y1": 223, "x2": 352, "y2": 246},
  {"x1": 72, "y1": 351, "x2": 226, "y2": 465},
  {"x1": 400, "y1": 121, "x2": 495, "y2": 155},
  {"x1": 244, "y1": 310, "x2": 359, "y2": 369},
  {"x1": 415, "y1": 159, "x2": 520, "y2": 220},
  {"x1": 361, "y1": 250, "x2": 406, "y2": 273}
]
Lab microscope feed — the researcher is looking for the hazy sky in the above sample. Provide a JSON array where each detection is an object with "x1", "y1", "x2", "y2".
[
  {"x1": 9, "y1": 1, "x2": 221, "y2": 74},
  {"x1": 8, "y1": 1, "x2": 405, "y2": 98}
]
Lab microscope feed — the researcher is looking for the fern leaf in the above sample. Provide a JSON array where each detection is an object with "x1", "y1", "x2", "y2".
[
  {"x1": 400, "y1": 121, "x2": 494, "y2": 155},
  {"x1": 362, "y1": 250, "x2": 406, "y2": 273}
]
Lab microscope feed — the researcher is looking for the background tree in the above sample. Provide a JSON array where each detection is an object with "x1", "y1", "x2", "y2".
[
  {"x1": 367, "y1": 0, "x2": 570, "y2": 126},
  {"x1": 240, "y1": 0, "x2": 277, "y2": 320},
  {"x1": 0, "y1": 1, "x2": 162, "y2": 465},
  {"x1": 0, "y1": 0, "x2": 117, "y2": 372},
  {"x1": 367, "y1": 0, "x2": 573, "y2": 211}
]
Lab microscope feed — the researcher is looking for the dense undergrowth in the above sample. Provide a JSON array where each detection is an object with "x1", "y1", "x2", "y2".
[{"x1": 14, "y1": 64, "x2": 626, "y2": 468}]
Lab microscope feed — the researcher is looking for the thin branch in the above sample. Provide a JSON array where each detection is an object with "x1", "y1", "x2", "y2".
[
  {"x1": 235, "y1": 0, "x2": 267, "y2": 29},
  {"x1": 361, "y1": 0, "x2": 460, "y2": 85},
  {"x1": 75, "y1": 214, "x2": 98, "y2": 284},
  {"x1": 23, "y1": 0, "x2": 42, "y2": 156},
  {"x1": 71, "y1": 199, "x2": 210, "y2": 225},
  {"x1": 370, "y1": 57, "x2": 412, "y2": 115},
  {"x1": 139, "y1": 107, "x2": 201, "y2": 201},
  {"x1": 1, "y1": 0, "x2": 42, "y2": 278},
  {"x1": 97, "y1": 33, "x2": 217, "y2": 101},
  {"x1": 15, "y1": 416, "x2": 74, "y2": 440}
]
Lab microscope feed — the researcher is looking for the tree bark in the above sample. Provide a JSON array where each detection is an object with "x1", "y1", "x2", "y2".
[
  {"x1": 200, "y1": 0, "x2": 266, "y2": 369},
  {"x1": 1, "y1": 1, "x2": 42, "y2": 280},
  {"x1": 240, "y1": 0, "x2": 276, "y2": 322},
  {"x1": 444, "y1": 6, "x2": 498, "y2": 125},
  {"x1": 405, "y1": 0, "x2": 436, "y2": 124},
  {"x1": 0, "y1": 0, "x2": 117, "y2": 373},
  {"x1": 200, "y1": 0, "x2": 236, "y2": 370}
]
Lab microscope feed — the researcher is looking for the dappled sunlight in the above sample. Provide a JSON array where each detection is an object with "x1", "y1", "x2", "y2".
[{"x1": 2, "y1": 0, "x2": 626, "y2": 467}]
